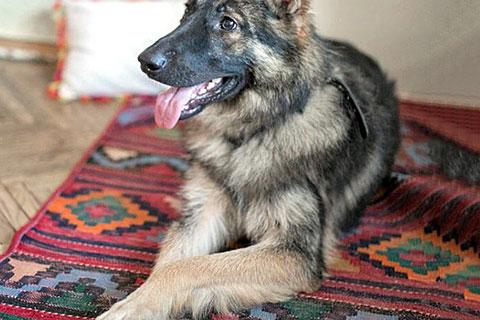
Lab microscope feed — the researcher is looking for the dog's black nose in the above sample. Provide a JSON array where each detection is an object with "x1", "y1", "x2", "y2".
[{"x1": 138, "y1": 52, "x2": 167, "y2": 73}]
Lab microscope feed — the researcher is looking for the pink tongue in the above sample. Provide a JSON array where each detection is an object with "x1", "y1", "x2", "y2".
[{"x1": 154, "y1": 84, "x2": 204, "y2": 129}]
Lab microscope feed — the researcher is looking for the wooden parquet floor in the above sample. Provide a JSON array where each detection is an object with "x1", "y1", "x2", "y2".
[{"x1": 0, "y1": 59, "x2": 119, "y2": 254}]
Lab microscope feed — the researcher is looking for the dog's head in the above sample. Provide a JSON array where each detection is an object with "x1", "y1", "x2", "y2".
[{"x1": 138, "y1": 0, "x2": 312, "y2": 128}]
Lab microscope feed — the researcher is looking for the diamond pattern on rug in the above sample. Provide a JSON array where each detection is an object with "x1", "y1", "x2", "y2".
[
  {"x1": 350, "y1": 226, "x2": 480, "y2": 303},
  {"x1": 47, "y1": 189, "x2": 159, "y2": 235},
  {"x1": 356, "y1": 231, "x2": 466, "y2": 281}
]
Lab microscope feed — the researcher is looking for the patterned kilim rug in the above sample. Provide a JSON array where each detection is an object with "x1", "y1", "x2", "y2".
[{"x1": 1, "y1": 97, "x2": 479, "y2": 320}]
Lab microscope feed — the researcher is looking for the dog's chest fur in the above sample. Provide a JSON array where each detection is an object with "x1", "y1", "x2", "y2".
[{"x1": 183, "y1": 86, "x2": 350, "y2": 205}]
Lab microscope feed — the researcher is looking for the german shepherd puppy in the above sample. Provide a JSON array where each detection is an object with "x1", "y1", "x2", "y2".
[{"x1": 98, "y1": 0, "x2": 399, "y2": 319}]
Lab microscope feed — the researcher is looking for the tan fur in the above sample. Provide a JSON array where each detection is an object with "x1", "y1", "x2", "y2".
[
  {"x1": 98, "y1": 238, "x2": 318, "y2": 320},
  {"x1": 155, "y1": 164, "x2": 237, "y2": 267},
  {"x1": 244, "y1": 185, "x2": 320, "y2": 241},
  {"x1": 266, "y1": 0, "x2": 310, "y2": 16},
  {"x1": 249, "y1": 41, "x2": 289, "y2": 80}
]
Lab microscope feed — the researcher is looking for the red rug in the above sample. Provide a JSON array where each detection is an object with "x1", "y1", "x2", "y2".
[{"x1": 0, "y1": 97, "x2": 479, "y2": 320}]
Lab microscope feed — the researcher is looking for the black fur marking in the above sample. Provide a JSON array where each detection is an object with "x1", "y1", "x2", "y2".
[
  {"x1": 223, "y1": 124, "x2": 269, "y2": 148},
  {"x1": 224, "y1": 135, "x2": 244, "y2": 149},
  {"x1": 278, "y1": 82, "x2": 310, "y2": 115},
  {"x1": 306, "y1": 176, "x2": 326, "y2": 274},
  {"x1": 255, "y1": 27, "x2": 298, "y2": 60},
  {"x1": 178, "y1": 201, "x2": 203, "y2": 228}
]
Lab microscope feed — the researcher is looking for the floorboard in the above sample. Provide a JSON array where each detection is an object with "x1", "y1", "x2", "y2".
[{"x1": 0, "y1": 59, "x2": 119, "y2": 253}]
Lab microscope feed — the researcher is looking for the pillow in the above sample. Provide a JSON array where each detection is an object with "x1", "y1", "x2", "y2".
[{"x1": 48, "y1": 0, "x2": 185, "y2": 101}]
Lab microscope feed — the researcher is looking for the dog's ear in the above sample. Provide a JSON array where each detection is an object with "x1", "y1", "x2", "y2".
[{"x1": 266, "y1": 0, "x2": 310, "y2": 17}]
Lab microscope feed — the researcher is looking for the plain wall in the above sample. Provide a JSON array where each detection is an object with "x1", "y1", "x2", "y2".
[
  {"x1": 312, "y1": 0, "x2": 480, "y2": 105},
  {"x1": 0, "y1": 0, "x2": 56, "y2": 43},
  {"x1": 0, "y1": 0, "x2": 479, "y2": 105}
]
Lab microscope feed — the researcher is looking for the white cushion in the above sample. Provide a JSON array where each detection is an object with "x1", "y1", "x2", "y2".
[{"x1": 58, "y1": 0, "x2": 184, "y2": 100}]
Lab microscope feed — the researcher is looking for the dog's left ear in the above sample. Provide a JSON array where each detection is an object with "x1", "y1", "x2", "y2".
[{"x1": 266, "y1": 0, "x2": 310, "y2": 17}]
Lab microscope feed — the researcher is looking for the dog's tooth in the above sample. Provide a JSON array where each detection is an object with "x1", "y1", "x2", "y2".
[
  {"x1": 207, "y1": 82, "x2": 216, "y2": 90},
  {"x1": 199, "y1": 88, "x2": 207, "y2": 95}
]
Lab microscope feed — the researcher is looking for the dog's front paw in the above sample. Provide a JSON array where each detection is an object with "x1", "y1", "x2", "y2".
[{"x1": 97, "y1": 288, "x2": 170, "y2": 320}]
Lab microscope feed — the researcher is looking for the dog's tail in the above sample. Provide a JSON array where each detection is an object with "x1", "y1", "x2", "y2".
[{"x1": 428, "y1": 137, "x2": 480, "y2": 186}]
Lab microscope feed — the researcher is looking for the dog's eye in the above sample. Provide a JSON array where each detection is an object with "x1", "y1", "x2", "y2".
[{"x1": 220, "y1": 16, "x2": 237, "y2": 31}]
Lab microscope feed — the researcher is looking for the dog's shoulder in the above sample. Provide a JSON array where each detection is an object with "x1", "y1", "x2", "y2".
[
  {"x1": 315, "y1": 37, "x2": 398, "y2": 138},
  {"x1": 321, "y1": 38, "x2": 387, "y2": 83},
  {"x1": 319, "y1": 38, "x2": 396, "y2": 103}
]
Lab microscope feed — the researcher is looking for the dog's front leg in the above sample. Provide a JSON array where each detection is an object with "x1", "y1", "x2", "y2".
[
  {"x1": 97, "y1": 164, "x2": 238, "y2": 319},
  {"x1": 97, "y1": 184, "x2": 323, "y2": 319},
  {"x1": 156, "y1": 164, "x2": 239, "y2": 267},
  {"x1": 97, "y1": 242, "x2": 320, "y2": 320}
]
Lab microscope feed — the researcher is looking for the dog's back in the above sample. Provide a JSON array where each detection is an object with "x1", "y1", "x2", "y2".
[{"x1": 314, "y1": 39, "x2": 400, "y2": 256}]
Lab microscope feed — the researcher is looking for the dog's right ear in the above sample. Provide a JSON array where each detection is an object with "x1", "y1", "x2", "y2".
[{"x1": 266, "y1": 0, "x2": 310, "y2": 17}]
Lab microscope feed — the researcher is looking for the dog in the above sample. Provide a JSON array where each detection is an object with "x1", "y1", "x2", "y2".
[{"x1": 98, "y1": 0, "x2": 400, "y2": 319}]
